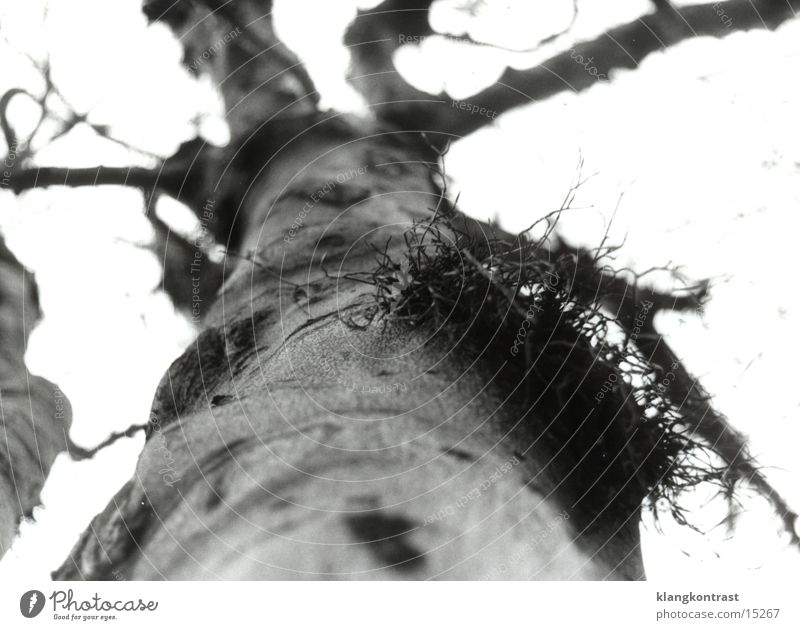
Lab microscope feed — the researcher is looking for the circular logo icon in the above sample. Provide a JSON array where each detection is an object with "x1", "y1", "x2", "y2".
[{"x1": 20, "y1": 590, "x2": 46, "y2": 618}]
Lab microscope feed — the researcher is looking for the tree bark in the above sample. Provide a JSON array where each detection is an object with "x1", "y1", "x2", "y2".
[
  {"x1": 0, "y1": 237, "x2": 71, "y2": 558},
  {"x1": 56, "y1": 108, "x2": 644, "y2": 578},
  {"x1": 50, "y1": 0, "x2": 645, "y2": 575}
]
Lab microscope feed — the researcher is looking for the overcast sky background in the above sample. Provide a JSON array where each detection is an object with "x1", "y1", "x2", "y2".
[{"x1": 0, "y1": 0, "x2": 798, "y2": 581}]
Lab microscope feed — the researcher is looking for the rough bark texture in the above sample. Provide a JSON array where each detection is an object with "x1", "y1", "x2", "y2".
[{"x1": 0, "y1": 237, "x2": 71, "y2": 558}]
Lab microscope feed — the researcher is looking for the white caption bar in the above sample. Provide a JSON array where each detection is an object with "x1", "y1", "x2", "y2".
[{"x1": 1, "y1": 581, "x2": 797, "y2": 629}]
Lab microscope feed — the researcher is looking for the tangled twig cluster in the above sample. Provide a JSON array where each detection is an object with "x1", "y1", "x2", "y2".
[{"x1": 349, "y1": 169, "x2": 798, "y2": 546}]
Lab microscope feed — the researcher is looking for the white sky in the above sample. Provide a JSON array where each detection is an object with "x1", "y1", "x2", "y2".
[{"x1": 0, "y1": 0, "x2": 798, "y2": 581}]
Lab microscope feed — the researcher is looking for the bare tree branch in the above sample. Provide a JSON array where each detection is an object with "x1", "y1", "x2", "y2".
[
  {"x1": 143, "y1": 0, "x2": 318, "y2": 139},
  {"x1": 345, "y1": 0, "x2": 437, "y2": 117},
  {"x1": 352, "y1": 0, "x2": 800, "y2": 140},
  {"x1": 6, "y1": 164, "x2": 181, "y2": 195},
  {"x1": 1, "y1": 88, "x2": 37, "y2": 151}
]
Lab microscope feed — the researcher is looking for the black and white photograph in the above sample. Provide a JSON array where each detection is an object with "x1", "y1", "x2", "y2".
[{"x1": 0, "y1": 0, "x2": 798, "y2": 626}]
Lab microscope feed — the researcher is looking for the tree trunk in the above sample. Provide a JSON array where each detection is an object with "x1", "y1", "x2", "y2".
[
  {"x1": 0, "y1": 237, "x2": 70, "y2": 558},
  {"x1": 71, "y1": 0, "x2": 800, "y2": 580},
  {"x1": 49, "y1": 0, "x2": 800, "y2": 581},
  {"x1": 54, "y1": 100, "x2": 644, "y2": 578}
]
